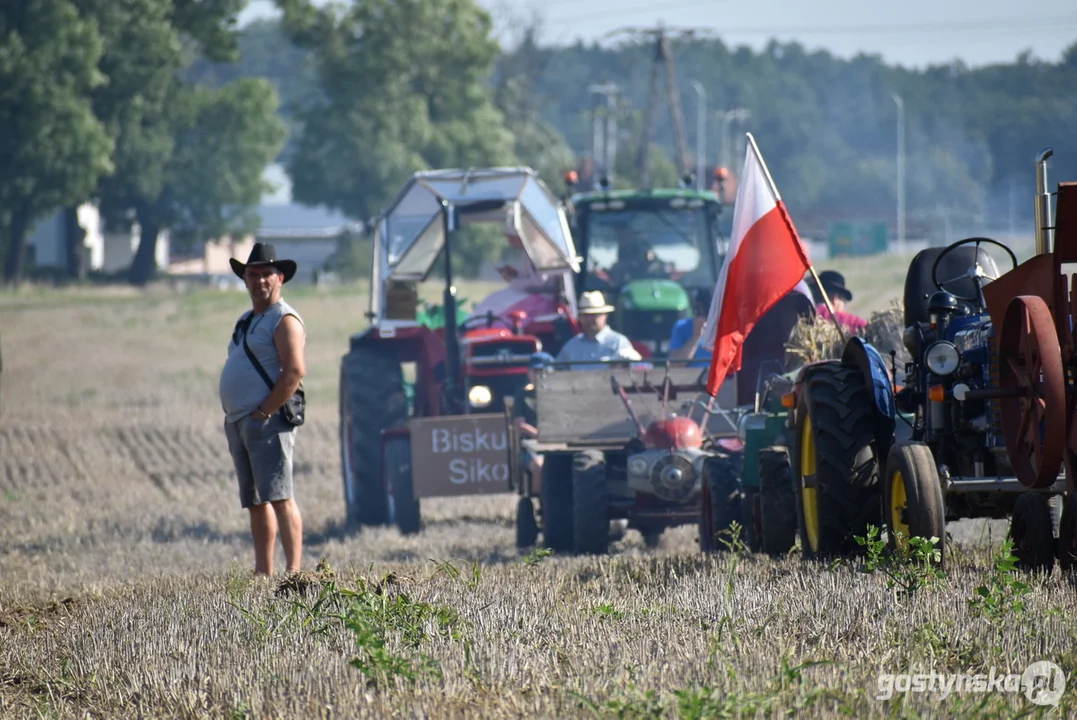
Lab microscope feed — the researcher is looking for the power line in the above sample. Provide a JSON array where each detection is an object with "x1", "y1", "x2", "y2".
[{"x1": 542, "y1": 5, "x2": 1077, "y2": 34}]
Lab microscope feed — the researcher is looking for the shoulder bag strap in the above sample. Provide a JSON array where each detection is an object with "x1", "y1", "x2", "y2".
[{"x1": 241, "y1": 314, "x2": 276, "y2": 391}]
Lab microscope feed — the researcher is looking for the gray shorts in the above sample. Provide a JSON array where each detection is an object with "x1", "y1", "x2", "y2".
[{"x1": 224, "y1": 414, "x2": 296, "y2": 508}]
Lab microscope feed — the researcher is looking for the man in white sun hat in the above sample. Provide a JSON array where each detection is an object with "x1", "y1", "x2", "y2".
[{"x1": 555, "y1": 290, "x2": 642, "y2": 370}]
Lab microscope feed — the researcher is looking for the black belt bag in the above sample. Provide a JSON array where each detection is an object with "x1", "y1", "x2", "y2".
[{"x1": 240, "y1": 316, "x2": 305, "y2": 427}]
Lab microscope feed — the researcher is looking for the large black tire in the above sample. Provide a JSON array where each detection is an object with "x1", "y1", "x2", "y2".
[
  {"x1": 541, "y1": 453, "x2": 574, "y2": 552},
  {"x1": 883, "y1": 442, "x2": 945, "y2": 566},
  {"x1": 572, "y1": 450, "x2": 609, "y2": 555},
  {"x1": 758, "y1": 446, "x2": 797, "y2": 555},
  {"x1": 792, "y1": 362, "x2": 882, "y2": 559},
  {"x1": 1057, "y1": 494, "x2": 1077, "y2": 573},
  {"x1": 384, "y1": 437, "x2": 421, "y2": 535},
  {"x1": 700, "y1": 451, "x2": 744, "y2": 552},
  {"x1": 1008, "y1": 493, "x2": 1056, "y2": 573},
  {"x1": 340, "y1": 345, "x2": 407, "y2": 530},
  {"x1": 516, "y1": 496, "x2": 539, "y2": 549}
]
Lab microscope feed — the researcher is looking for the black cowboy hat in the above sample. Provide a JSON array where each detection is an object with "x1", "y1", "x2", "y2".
[
  {"x1": 229, "y1": 242, "x2": 297, "y2": 283},
  {"x1": 818, "y1": 269, "x2": 852, "y2": 302}
]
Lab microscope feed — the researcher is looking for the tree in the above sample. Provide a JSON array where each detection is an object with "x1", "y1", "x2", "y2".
[
  {"x1": 0, "y1": 1, "x2": 113, "y2": 284},
  {"x1": 62, "y1": 0, "x2": 183, "y2": 279},
  {"x1": 277, "y1": 0, "x2": 516, "y2": 222},
  {"x1": 127, "y1": 79, "x2": 287, "y2": 285}
]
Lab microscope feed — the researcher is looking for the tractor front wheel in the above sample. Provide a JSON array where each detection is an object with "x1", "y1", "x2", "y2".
[
  {"x1": 516, "y1": 496, "x2": 539, "y2": 549},
  {"x1": 793, "y1": 362, "x2": 882, "y2": 560},
  {"x1": 700, "y1": 451, "x2": 743, "y2": 552},
  {"x1": 759, "y1": 446, "x2": 797, "y2": 555},
  {"x1": 541, "y1": 453, "x2": 574, "y2": 552},
  {"x1": 883, "y1": 442, "x2": 945, "y2": 567},
  {"x1": 384, "y1": 436, "x2": 420, "y2": 535},
  {"x1": 572, "y1": 450, "x2": 609, "y2": 555},
  {"x1": 1009, "y1": 492, "x2": 1056, "y2": 573}
]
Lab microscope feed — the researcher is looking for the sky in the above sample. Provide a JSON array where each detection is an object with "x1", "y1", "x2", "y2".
[{"x1": 239, "y1": 0, "x2": 1077, "y2": 69}]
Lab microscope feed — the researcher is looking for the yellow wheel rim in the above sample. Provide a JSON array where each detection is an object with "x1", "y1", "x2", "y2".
[
  {"x1": 800, "y1": 415, "x2": 820, "y2": 553},
  {"x1": 891, "y1": 469, "x2": 910, "y2": 547}
]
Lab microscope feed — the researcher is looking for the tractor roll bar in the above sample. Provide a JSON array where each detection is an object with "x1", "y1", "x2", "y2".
[{"x1": 1035, "y1": 147, "x2": 1054, "y2": 255}]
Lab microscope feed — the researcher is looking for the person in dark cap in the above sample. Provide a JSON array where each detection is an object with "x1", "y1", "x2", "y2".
[
  {"x1": 218, "y1": 242, "x2": 306, "y2": 577},
  {"x1": 814, "y1": 269, "x2": 867, "y2": 332}
]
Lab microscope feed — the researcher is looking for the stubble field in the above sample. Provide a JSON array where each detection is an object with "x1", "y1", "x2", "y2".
[{"x1": 2, "y1": 253, "x2": 1075, "y2": 719}]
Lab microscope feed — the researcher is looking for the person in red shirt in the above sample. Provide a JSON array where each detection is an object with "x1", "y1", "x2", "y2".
[{"x1": 813, "y1": 270, "x2": 868, "y2": 332}]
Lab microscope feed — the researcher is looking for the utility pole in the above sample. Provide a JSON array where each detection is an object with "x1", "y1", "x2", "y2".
[
  {"x1": 690, "y1": 81, "x2": 706, "y2": 191},
  {"x1": 607, "y1": 22, "x2": 708, "y2": 188},
  {"x1": 588, "y1": 83, "x2": 620, "y2": 188}
]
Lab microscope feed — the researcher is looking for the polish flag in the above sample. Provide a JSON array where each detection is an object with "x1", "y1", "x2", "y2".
[{"x1": 700, "y1": 134, "x2": 812, "y2": 397}]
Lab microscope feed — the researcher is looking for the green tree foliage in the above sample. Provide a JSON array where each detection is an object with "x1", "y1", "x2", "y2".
[
  {"x1": 127, "y1": 78, "x2": 287, "y2": 285},
  {"x1": 184, "y1": 18, "x2": 321, "y2": 163},
  {"x1": 0, "y1": 1, "x2": 113, "y2": 283},
  {"x1": 276, "y1": 0, "x2": 516, "y2": 223},
  {"x1": 493, "y1": 26, "x2": 577, "y2": 190},
  {"x1": 66, "y1": 0, "x2": 286, "y2": 286}
]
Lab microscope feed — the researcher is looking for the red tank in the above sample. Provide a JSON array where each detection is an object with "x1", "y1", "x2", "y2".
[{"x1": 643, "y1": 417, "x2": 703, "y2": 450}]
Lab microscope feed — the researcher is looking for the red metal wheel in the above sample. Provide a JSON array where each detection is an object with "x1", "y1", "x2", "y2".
[{"x1": 998, "y1": 295, "x2": 1066, "y2": 489}]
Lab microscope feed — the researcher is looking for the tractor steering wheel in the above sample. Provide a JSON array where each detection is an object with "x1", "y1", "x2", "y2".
[
  {"x1": 460, "y1": 313, "x2": 515, "y2": 332},
  {"x1": 930, "y1": 236, "x2": 1017, "y2": 303}
]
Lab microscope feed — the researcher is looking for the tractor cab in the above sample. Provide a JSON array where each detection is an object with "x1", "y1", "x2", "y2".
[
  {"x1": 564, "y1": 185, "x2": 724, "y2": 357},
  {"x1": 341, "y1": 167, "x2": 582, "y2": 533},
  {"x1": 366, "y1": 166, "x2": 582, "y2": 415}
]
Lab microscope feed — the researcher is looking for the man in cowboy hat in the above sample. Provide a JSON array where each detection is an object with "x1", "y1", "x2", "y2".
[
  {"x1": 554, "y1": 290, "x2": 642, "y2": 370},
  {"x1": 813, "y1": 270, "x2": 867, "y2": 332},
  {"x1": 218, "y1": 242, "x2": 306, "y2": 577}
]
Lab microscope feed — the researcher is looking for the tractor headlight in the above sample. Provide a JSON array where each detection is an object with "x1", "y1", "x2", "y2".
[
  {"x1": 924, "y1": 341, "x2": 960, "y2": 376},
  {"x1": 468, "y1": 385, "x2": 493, "y2": 408}
]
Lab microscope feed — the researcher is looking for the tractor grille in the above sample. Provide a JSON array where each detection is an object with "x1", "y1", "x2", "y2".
[
  {"x1": 618, "y1": 309, "x2": 684, "y2": 343},
  {"x1": 466, "y1": 339, "x2": 536, "y2": 371}
]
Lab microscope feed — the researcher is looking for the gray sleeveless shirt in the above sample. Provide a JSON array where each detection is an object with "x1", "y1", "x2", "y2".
[{"x1": 219, "y1": 299, "x2": 304, "y2": 423}]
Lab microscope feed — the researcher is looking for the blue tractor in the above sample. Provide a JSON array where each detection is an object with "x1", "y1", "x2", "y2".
[{"x1": 786, "y1": 149, "x2": 1076, "y2": 572}]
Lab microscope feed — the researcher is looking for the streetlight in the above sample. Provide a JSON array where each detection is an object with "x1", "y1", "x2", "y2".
[
  {"x1": 690, "y1": 81, "x2": 706, "y2": 190},
  {"x1": 891, "y1": 92, "x2": 906, "y2": 250},
  {"x1": 718, "y1": 108, "x2": 751, "y2": 172}
]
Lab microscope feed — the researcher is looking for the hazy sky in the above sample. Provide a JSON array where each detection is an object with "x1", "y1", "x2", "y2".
[{"x1": 239, "y1": 0, "x2": 1077, "y2": 69}]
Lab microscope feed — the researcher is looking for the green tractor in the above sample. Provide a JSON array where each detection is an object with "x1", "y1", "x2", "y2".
[{"x1": 562, "y1": 180, "x2": 724, "y2": 357}]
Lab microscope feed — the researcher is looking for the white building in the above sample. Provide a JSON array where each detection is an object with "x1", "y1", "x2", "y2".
[{"x1": 25, "y1": 204, "x2": 170, "y2": 276}]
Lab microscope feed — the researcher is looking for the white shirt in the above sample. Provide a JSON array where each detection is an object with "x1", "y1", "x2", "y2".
[{"x1": 555, "y1": 325, "x2": 642, "y2": 369}]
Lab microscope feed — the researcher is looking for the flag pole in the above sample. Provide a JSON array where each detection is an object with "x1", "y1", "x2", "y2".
[{"x1": 744, "y1": 132, "x2": 848, "y2": 345}]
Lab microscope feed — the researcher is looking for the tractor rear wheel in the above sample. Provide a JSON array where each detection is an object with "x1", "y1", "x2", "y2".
[
  {"x1": 1008, "y1": 492, "x2": 1056, "y2": 573},
  {"x1": 700, "y1": 451, "x2": 743, "y2": 552},
  {"x1": 759, "y1": 446, "x2": 797, "y2": 555},
  {"x1": 1057, "y1": 494, "x2": 1077, "y2": 572},
  {"x1": 339, "y1": 345, "x2": 407, "y2": 530},
  {"x1": 572, "y1": 450, "x2": 609, "y2": 555},
  {"x1": 883, "y1": 442, "x2": 945, "y2": 567},
  {"x1": 541, "y1": 453, "x2": 574, "y2": 552},
  {"x1": 793, "y1": 362, "x2": 882, "y2": 560},
  {"x1": 384, "y1": 436, "x2": 421, "y2": 535}
]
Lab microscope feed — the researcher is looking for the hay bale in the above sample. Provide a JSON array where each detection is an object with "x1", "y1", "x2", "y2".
[{"x1": 783, "y1": 301, "x2": 909, "y2": 375}]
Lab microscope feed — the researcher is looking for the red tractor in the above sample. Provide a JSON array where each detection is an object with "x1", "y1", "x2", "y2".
[{"x1": 339, "y1": 167, "x2": 584, "y2": 534}]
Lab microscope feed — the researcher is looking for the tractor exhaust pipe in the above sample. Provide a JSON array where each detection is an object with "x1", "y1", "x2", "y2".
[{"x1": 1035, "y1": 147, "x2": 1054, "y2": 254}]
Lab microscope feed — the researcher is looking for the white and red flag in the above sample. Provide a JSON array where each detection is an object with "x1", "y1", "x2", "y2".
[{"x1": 700, "y1": 133, "x2": 812, "y2": 397}]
